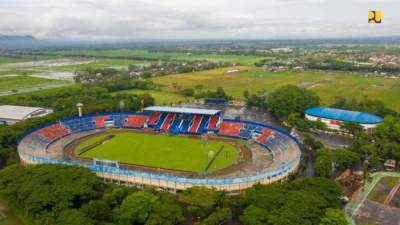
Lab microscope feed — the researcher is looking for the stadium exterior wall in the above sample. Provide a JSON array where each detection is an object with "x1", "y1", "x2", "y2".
[
  {"x1": 18, "y1": 151, "x2": 300, "y2": 192},
  {"x1": 305, "y1": 114, "x2": 379, "y2": 130}
]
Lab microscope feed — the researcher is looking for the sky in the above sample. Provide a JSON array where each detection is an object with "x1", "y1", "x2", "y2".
[{"x1": 0, "y1": 0, "x2": 399, "y2": 40}]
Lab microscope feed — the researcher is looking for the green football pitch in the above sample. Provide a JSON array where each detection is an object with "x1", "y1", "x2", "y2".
[{"x1": 78, "y1": 132, "x2": 239, "y2": 173}]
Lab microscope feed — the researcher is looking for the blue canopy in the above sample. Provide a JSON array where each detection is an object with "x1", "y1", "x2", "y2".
[{"x1": 305, "y1": 107, "x2": 383, "y2": 124}]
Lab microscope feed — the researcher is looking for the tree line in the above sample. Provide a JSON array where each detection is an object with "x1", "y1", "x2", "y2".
[{"x1": 0, "y1": 164, "x2": 347, "y2": 225}]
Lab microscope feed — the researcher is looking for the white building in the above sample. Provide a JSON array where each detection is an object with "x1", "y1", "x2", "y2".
[
  {"x1": 0, "y1": 105, "x2": 53, "y2": 125},
  {"x1": 305, "y1": 107, "x2": 383, "y2": 130}
]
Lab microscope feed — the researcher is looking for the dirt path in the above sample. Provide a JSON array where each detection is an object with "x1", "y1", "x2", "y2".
[{"x1": 0, "y1": 201, "x2": 25, "y2": 225}]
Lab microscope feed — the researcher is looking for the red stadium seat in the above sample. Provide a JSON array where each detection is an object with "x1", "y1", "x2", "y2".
[
  {"x1": 218, "y1": 122, "x2": 242, "y2": 136},
  {"x1": 256, "y1": 128, "x2": 273, "y2": 143},
  {"x1": 148, "y1": 112, "x2": 161, "y2": 125},
  {"x1": 35, "y1": 124, "x2": 71, "y2": 143},
  {"x1": 189, "y1": 115, "x2": 203, "y2": 133},
  {"x1": 124, "y1": 115, "x2": 147, "y2": 128},
  {"x1": 207, "y1": 116, "x2": 219, "y2": 129},
  {"x1": 94, "y1": 116, "x2": 110, "y2": 128},
  {"x1": 160, "y1": 113, "x2": 175, "y2": 130}
]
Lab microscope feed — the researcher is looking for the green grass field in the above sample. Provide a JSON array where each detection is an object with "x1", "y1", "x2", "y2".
[
  {"x1": 52, "y1": 59, "x2": 147, "y2": 71},
  {"x1": 0, "y1": 76, "x2": 72, "y2": 94},
  {"x1": 0, "y1": 56, "x2": 56, "y2": 65},
  {"x1": 116, "y1": 89, "x2": 193, "y2": 105},
  {"x1": 79, "y1": 132, "x2": 239, "y2": 173},
  {"x1": 153, "y1": 67, "x2": 400, "y2": 111},
  {"x1": 43, "y1": 49, "x2": 264, "y2": 66}
]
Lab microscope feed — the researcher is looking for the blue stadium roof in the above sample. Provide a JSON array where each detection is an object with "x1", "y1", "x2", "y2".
[
  {"x1": 144, "y1": 106, "x2": 220, "y2": 115},
  {"x1": 305, "y1": 107, "x2": 383, "y2": 124}
]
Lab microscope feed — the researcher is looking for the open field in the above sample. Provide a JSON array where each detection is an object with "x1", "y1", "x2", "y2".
[
  {"x1": 0, "y1": 55, "x2": 59, "y2": 65},
  {"x1": 79, "y1": 132, "x2": 239, "y2": 173},
  {"x1": 153, "y1": 67, "x2": 400, "y2": 111},
  {"x1": 51, "y1": 59, "x2": 147, "y2": 71},
  {"x1": 117, "y1": 89, "x2": 193, "y2": 105},
  {"x1": 0, "y1": 85, "x2": 81, "y2": 104},
  {"x1": 42, "y1": 49, "x2": 264, "y2": 66},
  {"x1": 0, "y1": 76, "x2": 72, "y2": 96}
]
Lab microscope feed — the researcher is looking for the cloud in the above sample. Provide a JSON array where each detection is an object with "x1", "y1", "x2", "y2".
[{"x1": 0, "y1": 0, "x2": 399, "y2": 40}]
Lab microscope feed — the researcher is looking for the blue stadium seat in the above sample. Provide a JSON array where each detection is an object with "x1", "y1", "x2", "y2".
[
  {"x1": 180, "y1": 119, "x2": 191, "y2": 133},
  {"x1": 197, "y1": 115, "x2": 210, "y2": 133}
]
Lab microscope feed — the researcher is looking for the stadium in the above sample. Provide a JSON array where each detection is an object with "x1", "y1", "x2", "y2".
[{"x1": 17, "y1": 106, "x2": 301, "y2": 192}]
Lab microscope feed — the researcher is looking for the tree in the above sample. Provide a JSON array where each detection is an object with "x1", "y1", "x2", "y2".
[
  {"x1": 243, "y1": 90, "x2": 250, "y2": 99},
  {"x1": 201, "y1": 207, "x2": 232, "y2": 225},
  {"x1": 361, "y1": 144, "x2": 380, "y2": 168},
  {"x1": 181, "y1": 88, "x2": 195, "y2": 97},
  {"x1": 331, "y1": 149, "x2": 360, "y2": 172},
  {"x1": 340, "y1": 122, "x2": 363, "y2": 135},
  {"x1": 128, "y1": 64, "x2": 138, "y2": 71},
  {"x1": 319, "y1": 208, "x2": 348, "y2": 225},
  {"x1": 268, "y1": 191, "x2": 329, "y2": 225},
  {"x1": 267, "y1": 85, "x2": 320, "y2": 120},
  {"x1": 0, "y1": 165, "x2": 100, "y2": 225},
  {"x1": 113, "y1": 191, "x2": 183, "y2": 225},
  {"x1": 179, "y1": 187, "x2": 220, "y2": 218},
  {"x1": 303, "y1": 133, "x2": 323, "y2": 150},
  {"x1": 315, "y1": 148, "x2": 332, "y2": 178},
  {"x1": 240, "y1": 205, "x2": 269, "y2": 225},
  {"x1": 240, "y1": 178, "x2": 342, "y2": 225},
  {"x1": 330, "y1": 97, "x2": 347, "y2": 109},
  {"x1": 290, "y1": 178, "x2": 342, "y2": 209},
  {"x1": 55, "y1": 209, "x2": 94, "y2": 225},
  {"x1": 113, "y1": 191, "x2": 159, "y2": 224},
  {"x1": 146, "y1": 202, "x2": 184, "y2": 225},
  {"x1": 81, "y1": 200, "x2": 111, "y2": 221}
]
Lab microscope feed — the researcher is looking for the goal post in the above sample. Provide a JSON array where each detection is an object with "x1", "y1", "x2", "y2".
[{"x1": 92, "y1": 158, "x2": 120, "y2": 169}]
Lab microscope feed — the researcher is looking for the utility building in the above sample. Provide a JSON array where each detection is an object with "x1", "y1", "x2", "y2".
[
  {"x1": 305, "y1": 107, "x2": 383, "y2": 131},
  {"x1": 0, "y1": 105, "x2": 53, "y2": 125}
]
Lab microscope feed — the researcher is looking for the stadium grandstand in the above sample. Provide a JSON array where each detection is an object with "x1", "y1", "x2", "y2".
[
  {"x1": 144, "y1": 106, "x2": 221, "y2": 134},
  {"x1": 305, "y1": 106, "x2": 383, "y2": 131},
  {"x1": 17, "y1": 106, "x2": 301, "y2": 192}
]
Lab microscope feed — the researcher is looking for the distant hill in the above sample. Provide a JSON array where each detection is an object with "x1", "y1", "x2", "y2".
[{"x1": 0, "y1": 34, "x2": 36, "y2": 41}]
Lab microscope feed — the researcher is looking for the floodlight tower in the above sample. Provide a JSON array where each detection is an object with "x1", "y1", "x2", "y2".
[{"x1": 76, "y1": 102, "x2": 84, "y2": 117}]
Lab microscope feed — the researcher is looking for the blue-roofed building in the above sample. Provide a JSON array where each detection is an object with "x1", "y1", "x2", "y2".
[{"x1": 305, "y1": 107, "x2": 383, "y2": 130}]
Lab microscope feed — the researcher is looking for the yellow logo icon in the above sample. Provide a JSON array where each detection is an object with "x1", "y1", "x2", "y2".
[{"x1": 368, "y1": 10, "x2": 381, "y2": 23}]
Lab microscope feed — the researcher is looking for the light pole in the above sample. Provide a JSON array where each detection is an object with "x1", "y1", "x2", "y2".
[{"x1": 76, "y1": 103, "x2": 84, "y2": 117}]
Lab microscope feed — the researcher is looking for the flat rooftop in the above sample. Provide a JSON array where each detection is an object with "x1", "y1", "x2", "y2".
[
  {"x1": 144, "y1": 106, "x2": 220, "y2": 116},
  {"x1": 0, "y1": 105, "x2": 52, "y2": 121},
  {"x1": 305, "y1": 107, "x2": 383, "y2": 124}
]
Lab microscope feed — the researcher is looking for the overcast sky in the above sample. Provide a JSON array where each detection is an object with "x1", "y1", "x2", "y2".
[{"x1": 0, "y1": 0, "x2": 399, "y2": 40}]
